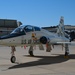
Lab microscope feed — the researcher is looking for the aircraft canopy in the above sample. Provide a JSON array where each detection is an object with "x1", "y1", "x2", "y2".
[{"x1": 11, "y1": 25, "x2": 41, "y2": 34}]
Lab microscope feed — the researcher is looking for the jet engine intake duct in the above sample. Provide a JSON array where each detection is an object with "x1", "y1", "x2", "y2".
[{"x1": 40, "y1": 36, "x2": 48, "y2": 44}]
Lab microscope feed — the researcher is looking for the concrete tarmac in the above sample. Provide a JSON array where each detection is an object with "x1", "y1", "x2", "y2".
[{"x1": 0, "y1": 45, "x2": 75, "y2": 75}]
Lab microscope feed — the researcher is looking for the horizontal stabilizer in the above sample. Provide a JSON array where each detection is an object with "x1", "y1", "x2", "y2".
[{"x1": 57, "y1": 42, "x2": 75, "y2": 45}]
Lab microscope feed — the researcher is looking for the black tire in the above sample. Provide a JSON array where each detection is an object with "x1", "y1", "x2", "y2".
[
  {"x1": 10, "y1": 56, "x2": 16, "y2": 63},
  {"x1": 65, "y1": 52, "x2": 68, "y2": 56},
  {"x1": 29, "y1": 51, "x2": 34, "y2": 56}
]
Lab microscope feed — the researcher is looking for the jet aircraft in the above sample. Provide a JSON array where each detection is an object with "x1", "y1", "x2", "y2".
[{"x1": 0, "y1": 16, "x2": 74, "y2": 63}]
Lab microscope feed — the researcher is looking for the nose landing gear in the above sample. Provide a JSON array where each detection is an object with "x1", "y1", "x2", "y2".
[{"x1": 10, "y1": 46, "x2": 16, "y2": 63}]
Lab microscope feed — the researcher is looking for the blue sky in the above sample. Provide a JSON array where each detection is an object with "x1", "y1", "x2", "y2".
[{"x1": 0, "y1": 0, "x2": 75, "y2": 27}]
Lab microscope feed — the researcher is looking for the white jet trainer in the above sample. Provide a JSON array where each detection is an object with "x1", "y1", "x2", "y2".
[{"x1": 0, "y1": 16, "x2": 74, "y2": 63}]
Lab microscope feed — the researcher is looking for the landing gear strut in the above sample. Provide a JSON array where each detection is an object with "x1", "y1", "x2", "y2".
[
  {"x1": 29, "y1": 46, "x2": 34, "y2": 56},
  {"x1": 10, "y1": 46, "x2": 16, "y2": 63},
  {"x1": 64, "y1": 44, "x2": 69, "y2": 58}
]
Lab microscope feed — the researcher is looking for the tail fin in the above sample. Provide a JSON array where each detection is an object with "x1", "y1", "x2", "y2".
[{"x1": 57, "y1": 16, "x2": 65, "y2": 37}]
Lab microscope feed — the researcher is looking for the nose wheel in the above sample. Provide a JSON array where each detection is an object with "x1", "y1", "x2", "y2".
[{"x1": 10, "y1": 56, "x2": 16, "y2": 63}]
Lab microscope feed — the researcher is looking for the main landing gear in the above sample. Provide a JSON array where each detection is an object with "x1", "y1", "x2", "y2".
[
  {"x1": 10, "y1": 46, "x2": 16, "y2": 63},
  {"x1": 28, "y1": 46, "x2": 34, "y2": 56},
  {"x1": 64, "y1": 44, "x2": 69, "y2": 58}
]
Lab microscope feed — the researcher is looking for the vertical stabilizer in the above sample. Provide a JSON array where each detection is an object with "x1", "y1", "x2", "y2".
[{"x1": 57, "y1": 16, "x2": 65, "y2": 37}]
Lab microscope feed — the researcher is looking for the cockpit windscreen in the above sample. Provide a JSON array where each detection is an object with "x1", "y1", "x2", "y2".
[{"x1": 11, "y1": 25, "x2": 24, "y2": 34}]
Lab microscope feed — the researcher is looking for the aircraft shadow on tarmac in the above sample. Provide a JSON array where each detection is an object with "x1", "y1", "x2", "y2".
[{"x1": 8, "y1": 54, "x2": 75, "y2": 69}]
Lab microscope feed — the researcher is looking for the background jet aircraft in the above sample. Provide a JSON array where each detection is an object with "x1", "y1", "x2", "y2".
[{"x1": 0, "y1": 16, "x2": 74, "y2": 63}]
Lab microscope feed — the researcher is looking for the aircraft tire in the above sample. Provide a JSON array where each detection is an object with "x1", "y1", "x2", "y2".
[
  {"x1": 65, "y1": 52, "x2": 68, "y2": 56},
  {"x1": 10, "y1": 56, "x2": 16, "y2": 63},
  {"x1": 29, "y1": 51, "x2": 34, "y2": 56}
]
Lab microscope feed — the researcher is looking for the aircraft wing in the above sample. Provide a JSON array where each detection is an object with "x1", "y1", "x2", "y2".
[{"x1": 56, "y1": 42, "x2": 75, "y2": 45}]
